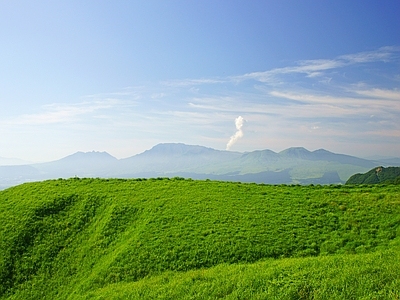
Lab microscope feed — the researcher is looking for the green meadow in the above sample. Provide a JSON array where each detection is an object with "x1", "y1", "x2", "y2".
[{"x1": 0, "y1": 178, "x2": 399, "y2": 299}]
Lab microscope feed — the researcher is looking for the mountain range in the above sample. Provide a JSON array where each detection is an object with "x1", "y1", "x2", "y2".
[{"x1": 1, "y1": 143, "x2": 399, "y2": 189}]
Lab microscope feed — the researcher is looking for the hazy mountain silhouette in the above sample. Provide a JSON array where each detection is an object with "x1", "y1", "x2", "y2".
[
  {"x1": 279, "y1": 147, "x2": 314, "y2": 160},
  {"x1": 34, "y1": 151, "x2": 118, "y2": 178},
  {"x1": 0, "y1": 143, "x2": 398, "y2": 189},
  {"x1": 118, "y1": 143, "x2": 241, "y2": 175}
]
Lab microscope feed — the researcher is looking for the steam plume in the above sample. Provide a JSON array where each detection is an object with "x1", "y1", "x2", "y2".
[{"x1": 226, "y1": 116, "x2": 244, "y2": 150}]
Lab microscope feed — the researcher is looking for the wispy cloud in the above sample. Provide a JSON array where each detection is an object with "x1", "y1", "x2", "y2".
[
  {"x1": 270, "y1": 89, "x2": 399, "y2": 106},
  {"x1": 161, "y1": 78, "x2": 226, "y2": 87},
  {"x1": 2, "y1": 47, "x2": 399, "y2": 159},
  {"x1": 355, "y1": 88, "x2": 400, "y2": 100},
  {"x1": 232, "y1": 59, "x2": 342, "y2": 84},
  {"x1": 339, "y1": 46, "x2": 400, "y2": 63},
  {"x1": 5, "y1": 99, "x2": 123, "y2": 125},
  {"x1": 233, "y1": 46, "x2": 400, "y2": 84}
]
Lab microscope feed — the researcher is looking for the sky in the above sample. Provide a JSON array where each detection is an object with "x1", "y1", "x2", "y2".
[{"x1": 0, "y1": 0, "x2": 399, "y2": 162}]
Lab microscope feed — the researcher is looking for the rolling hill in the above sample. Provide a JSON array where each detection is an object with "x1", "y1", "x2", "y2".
[{"x1": 0, "y1": 178, "x2": 399, "y2": 299}]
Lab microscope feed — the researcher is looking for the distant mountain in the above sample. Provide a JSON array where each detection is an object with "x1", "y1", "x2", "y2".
[
  {"x1": 34, "y1": 151, "x2": 118, "y2": 178},
  {"x1": 59, "y1": 151, "x2": 117, "y2": 163},
  {"x1": 118, "y1": 143, "x2": 241, "y2": 175},
  {"x1": 346, "y1": 166, "x2": 400, "y2": 184},
  {"x1": 276, "y1": 148, "x2": 375, "y2": 168},
  {"x1": 279, "y1": 147, "x2": 314, "y2": 160},
  {"x1": 0, "y1": 143, "x2": 392, "y2": 189},
  {"x1": 207, "y1": 147, "x2": 375, "y2": 182},
  {"x1": 137, "y1": 143, "x2": 224, "y2": 156}
]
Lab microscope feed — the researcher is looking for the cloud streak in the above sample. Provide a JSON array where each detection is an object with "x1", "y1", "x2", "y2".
[
  {"x1": 233, "y1": 46, "x2": 400, "y2": 84},
  {"x1": 4, "y1": 99, "x2": 124, "y2": 126}
]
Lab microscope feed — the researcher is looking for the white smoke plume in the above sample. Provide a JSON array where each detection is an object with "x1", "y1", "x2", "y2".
[{"x1": 226, "y1": 116, "x2": 244, "y2": 150}]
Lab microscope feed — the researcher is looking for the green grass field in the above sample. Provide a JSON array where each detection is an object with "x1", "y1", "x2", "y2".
[{"x1": 1, "y1": 178, "x2": 399, "y2": 299}]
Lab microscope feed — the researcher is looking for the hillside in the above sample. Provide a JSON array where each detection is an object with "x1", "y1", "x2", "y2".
[
  {"x1": 346, "y1": 166, "x2": 400, "y2": 184},
  {"x1": 0, "y1": 178, "x2": 399, "y2": 299}
]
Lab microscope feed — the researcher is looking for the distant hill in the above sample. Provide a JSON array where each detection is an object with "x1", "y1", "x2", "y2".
[
  {"x1": 0, "y1": 143, "x2": 393, "y2": 189},
  {"x1": 33, "y1": 151, "x2": 118, "y2": 178},
  {"x1": 346, "y1": 166, "x2": 400, "y2": 184}
]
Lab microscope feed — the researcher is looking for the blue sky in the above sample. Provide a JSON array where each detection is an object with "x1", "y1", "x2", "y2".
[{"x1": 0, "y1": 1, "x2": 399, "y2": 162}]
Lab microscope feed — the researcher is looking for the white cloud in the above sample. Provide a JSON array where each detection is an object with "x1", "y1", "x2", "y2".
[
  {"x1": 233, "y1": 47, "x2": 400, "y2": 84},
  {"x1": 234, "y1": 59, "x2": 342, "y2": 83},
  {"x1": 355, "y1": 88, "x2": 400, "y2": 100},
  {"x1": 339, "y1": 46, "x2": 399, "y2": 63},
  {"x1": 4, "y1": 99, "x2": 122, "y2": 125},
  {"x1": 161, "y1": 78, "x2": 226, "y2": 87},
  {"x1": 269, "y1": 89, "x2": 400, "y2": 118}
]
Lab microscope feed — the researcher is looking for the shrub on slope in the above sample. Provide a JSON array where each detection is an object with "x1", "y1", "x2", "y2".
[{"x1": 0, "y1": 178, "x2": 399, "y2": 299}]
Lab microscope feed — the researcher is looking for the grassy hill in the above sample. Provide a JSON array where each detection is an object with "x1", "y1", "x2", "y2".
[
  {"x1": 346, "y1": 166, "x2": 400, "y2": 184},
  {"x1": 1, "y1": 178, "x2": 399, "y2": 299}
]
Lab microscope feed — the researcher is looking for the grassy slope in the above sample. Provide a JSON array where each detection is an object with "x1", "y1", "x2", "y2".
[
  {"x1": 83, "y1": 250, "x2": 400, "y2": 300},
  {"x1": 0, "y1": 178, "x2": 399, "y2": 299}
]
